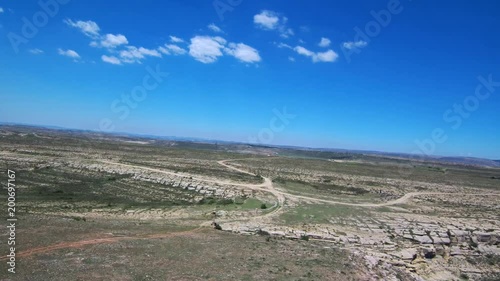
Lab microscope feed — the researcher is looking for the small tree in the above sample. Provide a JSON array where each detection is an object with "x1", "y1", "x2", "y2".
[
  {"x1": 260, "y1": 203, "x2": 267, "y2": 209},
  {"x1": 212, "y1": 222, "x2": 222, "y2": 230}
]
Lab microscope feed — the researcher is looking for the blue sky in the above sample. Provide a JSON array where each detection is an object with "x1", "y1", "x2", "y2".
[{"x1": 0, "y1": 0, "x2": 499, "y2": 159}]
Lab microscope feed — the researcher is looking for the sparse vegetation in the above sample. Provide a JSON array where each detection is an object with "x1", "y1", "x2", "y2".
[
  {"x1": 1, "y1": 125, "x2": 498, "y2": 281},
  {"x1": 300, "y1": 235, "x2": 310, "y2": 241}
]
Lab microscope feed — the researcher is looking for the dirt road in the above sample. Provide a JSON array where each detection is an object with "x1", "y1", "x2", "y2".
[
  {"x1": 102, "y1": 159, "x2": 500, "y2": 209},
  {"x1": 216, "y1": 160, "x2": 500, "y2": 207},
  {"x1": 8, "y1": 157, "x2": 498, "y2": 259},
  {"x1": 281, "y1": 191, "x2": 500, "y2": 207},
  {"x1": 0, "y1": 227, "x2": 203, "y2": 261}
]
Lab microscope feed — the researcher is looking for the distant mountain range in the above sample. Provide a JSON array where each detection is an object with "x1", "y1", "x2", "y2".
[
  {"x1": 1, "y1": 122, "x2": 499, "y2": 168},
  {"x1": 435, "y1": 157, "x2": 500, "y2": 168}
]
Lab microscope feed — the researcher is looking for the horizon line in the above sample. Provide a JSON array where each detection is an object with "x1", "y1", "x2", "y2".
[{"x1": 0, "y1": 121, "x2": 498, "y2": 161}]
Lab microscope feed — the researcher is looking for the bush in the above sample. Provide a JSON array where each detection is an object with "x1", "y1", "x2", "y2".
[
  {"x1": 219, "y1": 198, "x2": 234, "y2": 205},
  {"x1": 257, "y1": 229, "x2": 270, "y2": 236},
  {"x1": 198, "y1": 197, "x2": 233, "y2": 205},
  {"x1": 300, "y1": 235, "x2": 309, "y2": 241},
  {"x1": 234, "y1": 197, "x2": 245, "y2": 205},
  {"x1": 198, "y1": 197, "x2": 214, "y2": 204},
  {"x1": 260, "y1": 203, "x2": 267, "y2": 209}
]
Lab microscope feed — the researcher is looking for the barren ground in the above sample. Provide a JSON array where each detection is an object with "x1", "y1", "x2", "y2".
[{"x1": 1, "y1": 126, "x2": 499, "y2": 281}]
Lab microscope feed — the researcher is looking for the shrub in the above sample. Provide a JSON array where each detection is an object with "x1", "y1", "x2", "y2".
[
  {"x1": 219, "y1": 199, "x2": 234, "y2": 205},
  {"x1": 257, "y1": 229, "x2": 270, "y2": 236}
]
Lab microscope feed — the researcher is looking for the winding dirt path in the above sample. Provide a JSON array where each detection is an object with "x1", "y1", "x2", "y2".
[
  {"x1": 216, "y1": 160, "x2": 500, "y2": 207},
  {"x1": 0, "y1": 227, "x2": 203, "y2": 261},
  {"x1": 101, "y1": 159, "x2": 500, "y2": 209},
  {"x1": 216, "y1": 160, "x2": 286, "y2": 221},
  {"x1": 99, "y1": 160, "x2": 268, "y2": 189},
  {"x1": 6, "y1": 157, "x2": 499, "y2": 260},
  {"x1": 281, "y1": 191, "x2": 500, "y2": 207},
  {"x1": 1, "y1": 159, "x2": 282, "y2": 260}
]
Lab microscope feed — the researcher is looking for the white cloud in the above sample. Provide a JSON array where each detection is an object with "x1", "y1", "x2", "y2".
[
  {"x1": 313, "y1": 50, "x2": 338, "y2": 62},
  {"x1": 101, "y1": 55, "x2": 121, "y2": 65},
  {"x1": 288, "y1": 56, "x2": 295, "y2": 62},
  {"x1": 118, "y1": 48, "x2": 142, "y2": 61},
  {"x1": 282, "y1": 29, "x2": 293, "y2": 39},
  {"x1": 254, "y1": 10, "x2": 280, "y2": 29},
  {"x1": 65, "y1": 19, "x2": 127, "y2": 49},
  {"x1": 159, "y1": 44, "x2": 187, "y2": 55},
  {"x1": 0, "y1": 7, "x2": 4, "y2": 13},
  {"x1": 158, "y1": 47, "x2": 168, "y2": 55},
  {"x1": 208, "y1": 23, "x2": 223, "y2": 33},
  {"x1": 254, "y1": 10, "x2": 293, "y2": 38},
  {"x1": 137, "y1": 47, "x2": 161, "y2": 57},
  {"x1": 119, "y1": 46, "x2": 161, "y2": 63},
  {"x1": 168, "y1": 44, "x2": 187, "y2": 55},
  {"x1": 342, "y1": 40, "x2": 368, "y2": 50},
  {"x1": 280, "y1": 27, "x2": 294, "y2": 38},
  {"x1": 318, "y1": 37, "x2": 331, "y2": 48},
  {"x1": 278, "y1": 17, "x2": 294, "y2": 38},
  {"x1": 188, "y1": 35, "x2": 262, "y2": 64},
  {"x1": 29, "y1": 48, "x2": 44, "y2": 54},
  {"x1": 58, "y1": 48, "x2": 80, "y2": 59},
  {"x1": 61, "y1": 18, "x2": 264, "y2": 66},
  {"x1": 64, "y1": 18, "x2": 165, "y2": 64},
  {"x1": 293, "y1": 46, "x2": 338, "y2": 63},
  {"x1": 294, "y1": 46, "x2": 314, "y2": 57},
  {"x1": 224, "y1": 43, "x2": 261, "y2": 63},
  {"x1": 100, "y1": 34, "x2": 128, "y2": 48},
  {"x1": 276, "y1": 42, "x2": 292, "y2": 49},
  {"x1": 169, "y1": 36, "x2": 184, "y2": 43},
  {"x1": 169, "y1": 44, "x2": 187, "y2": 55},
  {"x1": 64, "y1": 19, "x2": 100, "y2": 38},
  {"x1": 188, "y1": 36, "x2": 227, "y2": 63},
  {"x1": 88, "y1": 33, "x2": 129, "y2": 49}
]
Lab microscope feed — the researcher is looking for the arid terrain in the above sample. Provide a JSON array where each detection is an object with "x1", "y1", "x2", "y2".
[{"x1": 1, "y1": 125, "x2": 499, "y2": 281}]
